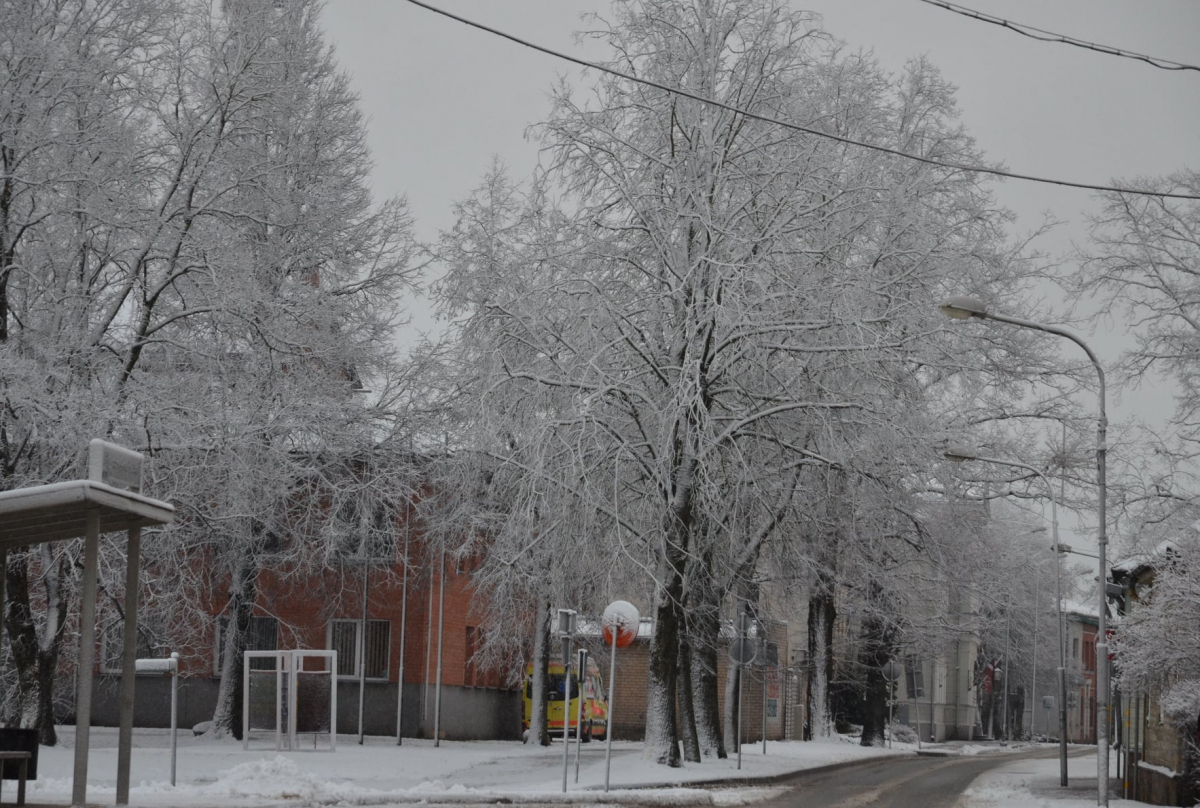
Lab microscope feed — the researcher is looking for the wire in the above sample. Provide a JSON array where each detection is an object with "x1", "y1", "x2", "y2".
[
  {"x1": 916, "y1": 0, "x2": 1200, "y2": 74},
  {"x1": 401, "y1": 0, "x2": 1200, "y2": 201}
]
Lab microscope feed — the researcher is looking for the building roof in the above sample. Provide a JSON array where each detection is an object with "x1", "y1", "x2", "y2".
[
  {"x1": 1063, "y1": 598, "x2": 1099, "y2": 620},
  {"x1": 1110, "y1": 539, "x2": 1180, "y2": 577}
]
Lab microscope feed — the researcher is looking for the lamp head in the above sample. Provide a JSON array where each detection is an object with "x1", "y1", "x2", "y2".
[
  {"x1": 938, "y1": 296, "x2": 988, "y2": 320},
  {"x1": 943, "y1": 444, "x2": 979, "y2": 463}
]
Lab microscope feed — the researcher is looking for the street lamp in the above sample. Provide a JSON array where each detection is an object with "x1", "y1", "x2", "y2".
[
  {"x1": 1055, "y1": 543, "x2": 1100, "y2": 560},
  {"x1": 944, "y1": 446, "x2": 1069, "y2": 785},
  {"x1": 940, "y1": 297, "x2": 1110, "y2": 805}
]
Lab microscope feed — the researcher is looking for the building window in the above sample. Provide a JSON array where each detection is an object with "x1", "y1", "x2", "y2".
[
  {"x1": 328, "y1": 619, "x2": 390, "y2": 680},
  {"x1": 214, "y1": 615, "x2": 279, "y2": 675},
  {"x1": 1072, "y1": 637, "x2": 1079, "y2": 660},
  {"x1": 904, "y1": 656, "x2": 925, "y2": 698}
]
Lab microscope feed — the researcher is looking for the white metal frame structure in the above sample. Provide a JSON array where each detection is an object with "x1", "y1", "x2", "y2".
[
  {"x1": 0, "y1": 440, "x2": 174, "y2": 808},
  {"x1": 242, "y1": 650, "x2": 337, "y2": 752}
]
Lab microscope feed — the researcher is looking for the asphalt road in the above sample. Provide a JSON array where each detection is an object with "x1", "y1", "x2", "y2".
[{"x1": 750, "y1": 746, "x2": 1065, "y2": 808}]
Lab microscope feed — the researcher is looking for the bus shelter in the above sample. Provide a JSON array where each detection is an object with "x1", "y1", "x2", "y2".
[{"x1": 0, "y1": 440, "x2": 174, "y2": 807}]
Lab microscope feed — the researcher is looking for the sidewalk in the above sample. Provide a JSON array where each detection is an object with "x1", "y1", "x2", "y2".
[
  {"x1": 20, "y1": 727, "x2": 916, "y2": 807},
  {"x1": 960, "y1": 746, "x2": 1137, "y2": 807}
]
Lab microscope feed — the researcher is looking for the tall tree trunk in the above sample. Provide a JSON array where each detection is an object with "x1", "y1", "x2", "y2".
[
  {"x1": 645, "y1": 504, "x2": 691, "y2": 766},
  {"x1": 645, "y1": 545, "x2": 686, "y2": 766},
  {"x1": 806, "y1": 582, "x2": 836, "y2": 741},
  {"x1": 678, "y1": 634, "x2": 701, "y2": 762},
  {"x1": 530, "y1": 596, "x2": 552, "y2": 746},
  {"x1": 4, "y1": 549, "x2": 67, "y2": 745},
  {"x1": 211, "y1": 548, "x2": 258, "y2": 738},
  {"x1": 858, "y1": 581, "x2": 895, "y2": 747},
  {"x1": 689, "y1": 586, "x2": 726, "y2": 758},
  {"x1": 723, "y1": 655, "x2": 741, "y2": 753}
]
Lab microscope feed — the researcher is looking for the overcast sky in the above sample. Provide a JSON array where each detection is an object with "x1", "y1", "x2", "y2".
[{"x1": 319, "y1": 0, "x2": 1200, "y2": 561}]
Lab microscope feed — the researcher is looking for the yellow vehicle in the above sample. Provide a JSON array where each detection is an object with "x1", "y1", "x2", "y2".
[{"x1": 523, "y1": 659, "x2": 608, "y2": 741}]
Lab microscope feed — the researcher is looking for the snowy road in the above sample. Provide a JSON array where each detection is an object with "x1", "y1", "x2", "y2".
[{"x1": 753, "y1": 746, "x2": 1080, "y2": 808}]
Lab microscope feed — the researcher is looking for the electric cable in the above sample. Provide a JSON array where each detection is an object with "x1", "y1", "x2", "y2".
[
  {"x1": 916, "y1": 0, "x2": 1200, "y2": 74},
  {"x1": 401, "y1": 0, "x2": 1200, "y2": 201}
]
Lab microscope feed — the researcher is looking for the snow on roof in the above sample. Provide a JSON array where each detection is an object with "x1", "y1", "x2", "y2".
[{"x1": 1062, "y1": 598, "x2": 1099, "y2": 618}]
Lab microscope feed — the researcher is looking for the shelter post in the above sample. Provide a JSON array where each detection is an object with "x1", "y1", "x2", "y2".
[
  {"x1": 116, "y1": 525, "x2": 143, "y2": 804},
  {"x1": 72, "y1": 513, "x2": 101, "y2": 807}
]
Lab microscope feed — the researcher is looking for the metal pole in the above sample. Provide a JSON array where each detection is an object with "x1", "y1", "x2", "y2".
[
  {"x1": 912, "y1": 660, "x2": 922, "y2": 751},
  {"x1": 116, "y1": 526, "x2": 142, "y2": 804},
  {"x1": 423, "y1": 551, "x2": 435, "y2": 732},
  {"x1": 737, "y1": 661, "x2": 744, "y2": 769},
  {"x1": 561, "y1": 636, "x2": 572, "y2": 794},
  {"x1": 72, "y1": 513, "x2": 101, "y2": 808},
  {"x1": 1031, "y1": 566, "x2": 1039, "y2": 741},
  {"x1": 1057, "y1": 424, "x2": 1070, "y2": 787},
  {"x1": 603, "y1": 635, "x2": 617, "y2": 792},
  {"x1": 170, "y1": 653, "x2": 179, "y2": 786},
  {"x1": 888, "y1": 680, "x2": 894, "y2": 750},
  {"x1": 762, "y1": 665, "x2": 768, "y2": 754},
  {"x1": 575, "y1": 648, "x2": 587, "y2": 783},
  {"x1": 396, "y1": 501, "x2": 410, "y2": 745},
  {"x1": 433, "y1": 540, "x2": 446, "y2": 746},
  {"x1": 930, "y1": 657, "x2": 936, "y2": 742},
  {"x1": 976, "y1": 309, "x2": 1108, "y2": 804},
  {"x1": 1003, "y1": 611, "x2": 1010, "y2": 742},
  {"x1": 359, "y1": 555, "x2": 368, "y2": 744}
]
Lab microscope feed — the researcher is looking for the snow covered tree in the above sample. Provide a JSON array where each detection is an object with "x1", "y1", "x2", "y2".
[
  {"x1": 0, "y1": 0, "x2": 419, "y2": 739},
  {"x1": 1074, "y1": 171, "x2": 1200, "y2": 465},
  {"x1": 433, "y1": 0, "x2": 1042, "y2": 766}
]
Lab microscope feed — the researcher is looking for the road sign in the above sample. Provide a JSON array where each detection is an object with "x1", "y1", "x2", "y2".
[
  {"x1": 601, "y1": 601, "x2": 639, "y2": 648},
  {"x1": 1042, "y1": 696, "x2": 1054, "y2": 710},
  {"x1": 882, "y1": 659, "x2": 902, "y2": 683},
  {"x1": 729, "y1": 613, "x2": 758, "y2": 665}
]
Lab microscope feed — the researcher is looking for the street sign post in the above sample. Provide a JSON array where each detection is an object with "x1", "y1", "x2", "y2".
[
  {"x1": 135, "y1": 654, "x2": 179, "y2": 785},
  {"x1": 730, "y1": 608, "x2": 760, "y2": 770},
  {"x1": 882, "y1": 660, "x2": 902, "y2": 749},
  {"x1": 602, "y1": 601, "x2": 639, "y2": 793}
]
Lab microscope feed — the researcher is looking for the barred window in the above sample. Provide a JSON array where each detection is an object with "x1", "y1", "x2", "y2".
[{"x1": 329, "y1": 619, "x2": 390, "y2": 680}]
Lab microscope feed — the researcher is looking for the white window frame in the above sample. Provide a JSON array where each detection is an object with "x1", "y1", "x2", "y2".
[{"x1": 327, "y1": 619, "x2": 390, "y2": 682}]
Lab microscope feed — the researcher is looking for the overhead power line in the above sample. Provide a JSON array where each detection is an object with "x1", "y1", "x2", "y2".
[
  {"x1": 402, "y1": 0, "x2": 1200, "y2": 201},
  {"x1": 916, "y1": 0, "x2": 1200, "y2": 74}
]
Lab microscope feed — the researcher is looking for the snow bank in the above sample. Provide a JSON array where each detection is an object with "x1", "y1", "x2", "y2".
[{"x1": 25, "y1": 727, "x2": 912, "y2": 808}]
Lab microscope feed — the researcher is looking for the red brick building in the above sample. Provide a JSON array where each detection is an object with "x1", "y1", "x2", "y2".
[{"x1": 91, "y1": 509, "x2": 521, "y2": 740}]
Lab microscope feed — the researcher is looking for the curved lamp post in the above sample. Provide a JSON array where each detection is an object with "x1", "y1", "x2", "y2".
[
  {"x1": 940, "y1": 297, "x2": 1109, "y2": 805},
  {"x1": 944, "y1": 446, "x2": 1069, "y2": 786}
]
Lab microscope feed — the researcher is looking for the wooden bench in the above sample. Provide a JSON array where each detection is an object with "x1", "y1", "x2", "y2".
[{"x1": 0, "y1": 751, "x2": 29, "y2": 806}]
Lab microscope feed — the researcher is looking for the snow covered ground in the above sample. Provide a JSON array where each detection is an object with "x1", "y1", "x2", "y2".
[
  {"x1": 23, "y1": 727, "x2": 910, "y2": 806},
  {"x1": 960, "y1": 746, "x2": 1140, "y2": 807}
]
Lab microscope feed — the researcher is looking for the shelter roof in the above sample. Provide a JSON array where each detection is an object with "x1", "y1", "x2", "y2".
[{"x1": 0, "y1": 480, "x2": 174, "y2": 548}]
